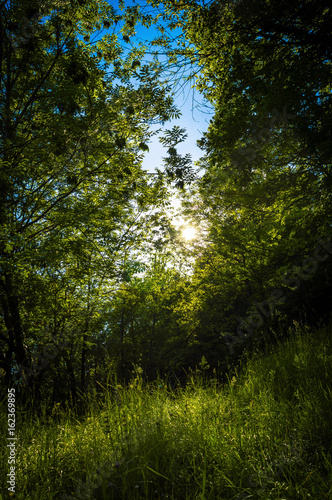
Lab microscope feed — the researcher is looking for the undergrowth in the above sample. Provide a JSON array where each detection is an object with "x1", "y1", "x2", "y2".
[{"x1": 1, "y1": 321, "x2": 332, "y2": 499}]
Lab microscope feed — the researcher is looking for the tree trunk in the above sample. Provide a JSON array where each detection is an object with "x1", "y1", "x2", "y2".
[{"x1": 1, "y1": 274, "x2": 28, "y2": 382}]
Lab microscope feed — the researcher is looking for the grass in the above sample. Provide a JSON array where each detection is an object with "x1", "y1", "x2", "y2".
[{"x1": 1, "y1": 321, "x2": 332, "y2": 499}]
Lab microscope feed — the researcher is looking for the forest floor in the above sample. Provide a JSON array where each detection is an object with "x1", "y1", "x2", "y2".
[{"x1": 1, "y1": 321, "x2": 332, "y2": 499}]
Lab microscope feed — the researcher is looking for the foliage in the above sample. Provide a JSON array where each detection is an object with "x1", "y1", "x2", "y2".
[
  {"x1": 0, "y1": 0, "x2": 183, "y2": 395},
  {"x1": 1, "y1": 0, "x2": 332, "y2": 404},
  {"x1": 147, "y1": 0, "x2": 332, "y2": 355}
]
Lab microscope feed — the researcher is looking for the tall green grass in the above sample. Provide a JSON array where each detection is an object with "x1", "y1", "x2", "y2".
[{"x1": 1, "y1": 321, "x2": 332, "y2": 499}]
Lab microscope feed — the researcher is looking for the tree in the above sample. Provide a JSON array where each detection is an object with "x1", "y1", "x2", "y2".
[
  {"x1": 149, "y1": 0, "x2": 332, "y2": 353},
  {"x1": 0, "y1": 0, "x2": 181, "y2": 391}
]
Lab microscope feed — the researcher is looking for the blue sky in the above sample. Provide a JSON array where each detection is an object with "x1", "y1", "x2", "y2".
[
  {"x1": 110, "y1": 0, "x2": 215, "y2": 173},
  {"x1": 142, "y1": 95, "x2": 213, "y2": 173}
]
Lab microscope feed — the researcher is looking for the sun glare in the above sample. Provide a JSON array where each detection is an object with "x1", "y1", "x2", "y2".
[{"x1": 182, "y1": 226, "x2": 196, "y2": 241}]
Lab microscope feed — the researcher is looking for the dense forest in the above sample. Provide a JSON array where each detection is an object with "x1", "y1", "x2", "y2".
[{"x1": 0, "y1": 0, "x2": 332, "y2": 497}]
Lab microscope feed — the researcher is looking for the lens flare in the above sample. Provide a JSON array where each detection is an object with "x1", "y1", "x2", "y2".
[{"x1": 182, "y1": 226, "x2": 196, "y2": 241}]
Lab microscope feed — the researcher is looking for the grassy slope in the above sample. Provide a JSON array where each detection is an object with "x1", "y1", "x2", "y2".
[{"x1": 1, "y1": 321, "x2": 332, "y2": 499}]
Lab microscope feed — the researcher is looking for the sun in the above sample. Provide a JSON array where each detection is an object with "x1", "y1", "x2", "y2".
[{"x1": 181, "y1": 226, "x2": 196, "y2": 241}]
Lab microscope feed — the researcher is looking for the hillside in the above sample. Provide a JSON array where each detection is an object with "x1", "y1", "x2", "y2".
[{"x1": 1, "y1": 321, "x2": 332, "y2": 499}]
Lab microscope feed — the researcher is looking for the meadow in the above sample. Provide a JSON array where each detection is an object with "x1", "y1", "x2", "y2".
[{"x1": 1, "y1": 321, "x2": 332, "y2": 499}]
